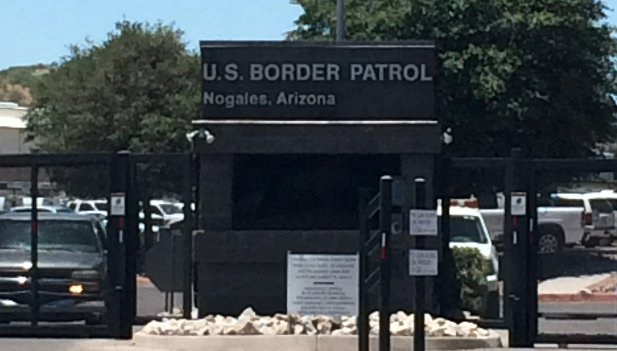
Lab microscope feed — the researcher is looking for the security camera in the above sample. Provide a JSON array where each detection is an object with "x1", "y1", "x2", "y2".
[{"x1": 442, "y1": 128, "x2": 453, "y2": 145}]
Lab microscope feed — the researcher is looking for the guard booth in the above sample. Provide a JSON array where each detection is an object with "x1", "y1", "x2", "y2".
[
  {"x1": 0, "y1": 153, "x2": 134, "y2": 338},
  {"x1": 192, "y1": 41, "x2": 443, "y2": 317}
]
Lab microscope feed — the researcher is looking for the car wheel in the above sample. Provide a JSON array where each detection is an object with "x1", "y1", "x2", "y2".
[
  {"x1": 537, "y1": 229, "x2": 564, "y2": 254},
  {"x1": 583, "y1": 237, "x2": 600, "y2": 248},
  {"x1": 481, "y1": 291, "x2": 500, "y2": 320}
]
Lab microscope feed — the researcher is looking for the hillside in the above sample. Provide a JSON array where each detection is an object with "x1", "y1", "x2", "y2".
[{"x1": 0, "y1": 64, "x2": 49, "y2": 106}]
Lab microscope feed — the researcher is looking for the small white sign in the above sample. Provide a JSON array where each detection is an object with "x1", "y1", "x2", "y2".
[
  {"x1": 511, "y1": 192, "x2": 526, "y2": 216},
  {"x1": 287, "y1": 253, "x2": 358, "y2": 317},
  {"x1": 110, "y1": 193, "x2": 126, "y2": 216},
  {"x1": 409, "y1": 210, "x2": 438, "y2": 236},
  {"x1": 409, "y1": 249, "x2": 438, "y2": 276}
]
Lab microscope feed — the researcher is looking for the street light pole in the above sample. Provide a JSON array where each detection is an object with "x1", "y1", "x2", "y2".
[{"x1": 336, "y1": 0, "x2": 345, "y2": 41}]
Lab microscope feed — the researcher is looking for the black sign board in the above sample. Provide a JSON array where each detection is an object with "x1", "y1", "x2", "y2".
[{"x1": 199, "y1": 41, "x2": 435, "y2": 120}]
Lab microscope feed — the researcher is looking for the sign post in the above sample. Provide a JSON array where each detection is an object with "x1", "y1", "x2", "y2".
[{"x1": 409, "y1": 178, "x2": 437, "y2": 351}]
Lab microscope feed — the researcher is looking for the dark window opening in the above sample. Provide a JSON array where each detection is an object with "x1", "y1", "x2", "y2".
[{"x1": 232, "y1": 154, "x2": 401, "y2": 230}]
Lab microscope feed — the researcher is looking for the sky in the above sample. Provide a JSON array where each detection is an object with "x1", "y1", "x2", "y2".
[
  {"x1": 2, "y1": 0, "x2": 617, "y2": 70},
  {"x1": 0, "y1": 0, "x2": 303, "y2": 70}
]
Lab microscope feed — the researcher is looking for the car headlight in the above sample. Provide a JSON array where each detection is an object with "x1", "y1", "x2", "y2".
[
  {"x1": 486, "y1": 259, "x2": 496, "y2": 275},
  {"x1": 71, "y1": 270, "x2": 99, "y2": 280}
]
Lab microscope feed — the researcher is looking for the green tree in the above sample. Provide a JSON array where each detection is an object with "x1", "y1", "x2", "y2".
[
  {"x1": 26, "y1": 21, "x2": 200, "y2": 197},
  {"x1": 289, "y1": 0, "x2": 617, "y2": 159}
]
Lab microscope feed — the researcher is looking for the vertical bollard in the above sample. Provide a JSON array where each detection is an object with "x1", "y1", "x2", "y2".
[
  {"x1": 29, "y1": 163, "x2": 39, "y2": 327},
  {"x1": 413, "y1": 178, "x2": 427, "y2": 351},
  {"x1": 379, "y1": 176, "x2": 392, "y2": 351},
  {"x1": 183, "y1": 153, "x2": 194, "y2": 319},
  {"x1": 109, "y1": 151, "x2": 131, "y2": 339},
  {"x1": 358, "y1": 188, "x2": 371, "y2": 351}
]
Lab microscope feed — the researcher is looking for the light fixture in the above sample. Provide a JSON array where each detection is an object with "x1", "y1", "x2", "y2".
[
  {"x1": 69, "y1": 284, "x2": 84, "y2": 295},
  {"x1": 186, "y1": 128, "x2": 215, "y2": 145}
]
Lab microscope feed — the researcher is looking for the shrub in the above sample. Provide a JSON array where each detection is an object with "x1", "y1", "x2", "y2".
[{"x1": 452, "y1": 246, "x2": 491, "y2": 315}]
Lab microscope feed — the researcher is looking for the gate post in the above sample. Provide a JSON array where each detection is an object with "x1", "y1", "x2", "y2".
[
  {"x1": 504, "y1": 148, "x2": 534, "y2": 347},
  {"x1": 29, "y1": 162, "x2": 40, "y2": 327},
  {"x1": 182, "y1": 153, "x2": 194, "y2": 319},
  {"x1": 378, "y1": 176, "x2": 393, "y2": 351},
  {"x1": 525, "y1": 161, "x2": 539, "y2": 344},
  {"x1": 357, "y1": 188, "x2": 371, "y2": 351},
  {"x1": 435, "y1": 156, "x2": 457, "y2": 318},
  {"x1": 413, "y1": 178, "x2": 428, "y2": 351},
  {"x1": 108, "y1": 151, "x2": 132, "y2": 339}
]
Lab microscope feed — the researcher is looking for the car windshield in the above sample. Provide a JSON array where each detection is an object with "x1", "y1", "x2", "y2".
[
  {"x1": 94, "y1": 202, "x2": 108, "y2": 212},
  {"x1": 159, "y1": 204, "x2": 183, "y2": 215},
  {"x1": 440, "y1": 216, "x2": 488, "y2": 244},
  {"x1": 0, "y1": 220, "x2": 100, "y2": 253}
]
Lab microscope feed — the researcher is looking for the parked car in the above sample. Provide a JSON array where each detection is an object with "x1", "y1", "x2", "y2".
[
  {"x1": 439, "y1": 200, "x2": 500, "y2": 319},
  {"x1": 67, "y1": 199, "x2": 108, "y2": 217},
  {"x1": 481, "y1": 193, "x2": 616, "y2": 253},
  {"x1": 140, "y1": 199, "x2": 183, "y2": 228},
  {"x1": 0, "y1": 213, "x2": 108, "y2": 324},
  {"x1": 69, "y1": 199, "x2": 160, "y2": 233},
  {"x1": 10, "y1": 205, "x2": 75, "y2": 214}
]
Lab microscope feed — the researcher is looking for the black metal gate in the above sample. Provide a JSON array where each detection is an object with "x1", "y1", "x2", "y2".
[
  {"x1": 441, "y1": 149, "x2": 617, "y2": 347},
  {"x1": 0, "y1": 151, "x2": 198, "y2": 339},
  {"x1": 128, "y1": 153, "x2": 196, "y2": 323},
  {"x1": 0, "y1": 153, "x2": 132, "y2": 338}
]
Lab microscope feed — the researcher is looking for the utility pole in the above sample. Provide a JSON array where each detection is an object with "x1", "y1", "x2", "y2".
[{"x1": 336, "y1": 0, "x2": 345, "y2": 41}]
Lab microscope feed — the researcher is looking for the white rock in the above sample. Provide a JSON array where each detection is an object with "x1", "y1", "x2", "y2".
[
  {"x1": 341, "y1": 315, "x2": 356, "y2": 329},
  {"x1": 314, "y1": 316, "x2": 333, "y2": 335},
  {"x1": 476, "y1": 328, "x2": 490, "y2": 337},
  {"x1": 395, "y1": 311, "x2": 408, "y2": 322},
  {"x1": 224, "y1": 316, "x2": 237, "y2": 325},
  {"x1": 141, "y1": 321, "x2": 164, "y2": 335},
  {"x1": 332, "y1": 327, "x2": 354, "y2": 336},
  {"x1": 273, "y1": 320, "x2": 289, "y2": 335},
  {"x1": 299, "y1": 316, "x2": 317, "y2": 335},
  {"x1": 390, "y1": 322, "x2": 411, "y2": 336},
  {"x1": 238, "y1": 307, "x2": 258, "y2": 323},
  {"x1": 369, "y1": 311, "x2": 379, "y2": 322},
  {"x1": 140, "y1": 307, "x2": 493, "y2": 338},
  {"x1": 259, "y1": 326, "x2": 276, "y2": 335},
  {"x1": 231, "y1": 320, "x2": 261, "y2": 335}
]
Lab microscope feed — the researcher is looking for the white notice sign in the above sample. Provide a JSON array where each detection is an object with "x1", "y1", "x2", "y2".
[
  {"x1": 287, "y1": 253, "x2": 358, "y2": 317},
  {"x1": 409, "y1": 249, "x2": 438, "y2": 276},
  {"x1": 511, "y1": 192, "x2": 526, "y2": 216},
  {"x1": 409, "y1": 210, "x2": 438, "y2": 236},
  {"x1": 110, "y1": 193, "x2": 126, "y2": 216}
]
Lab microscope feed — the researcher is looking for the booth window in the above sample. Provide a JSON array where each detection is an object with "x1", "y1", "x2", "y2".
[{"x1": 231, "y1": 154, "x2": 400, "y2": 230}]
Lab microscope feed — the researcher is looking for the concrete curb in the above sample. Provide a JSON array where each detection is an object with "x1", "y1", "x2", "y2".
[
  {"x1": 133, "y1": 332, "x2": 503, "y2": 351},
  {"x1": 538, "y1": 293, "x2": 617, "y2": 303}
]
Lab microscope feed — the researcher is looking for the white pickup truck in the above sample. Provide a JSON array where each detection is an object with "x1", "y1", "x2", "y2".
[{"x1": 479, "y1": 193, "x2": 616, "y2": 253}]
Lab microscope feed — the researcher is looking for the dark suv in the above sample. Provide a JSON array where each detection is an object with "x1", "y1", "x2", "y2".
[{"x1": 0, "y1": 213, "x2": 109, "y2": 324}]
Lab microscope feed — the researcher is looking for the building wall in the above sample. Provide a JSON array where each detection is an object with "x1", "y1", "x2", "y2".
[
  {"x1": 0, "y1": 102, "x2": 49, "y2": 189},
  {"x1": 0, "y1": 127, "x2": 29, "y2": 154}
]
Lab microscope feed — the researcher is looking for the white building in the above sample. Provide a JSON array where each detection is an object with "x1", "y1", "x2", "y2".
[
  {"x1": 0, "y1": 102, "x2": 36, "y2": 208},
  {"x1": 0, "y1": 101, "x2": 30, "y2": 154}
]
